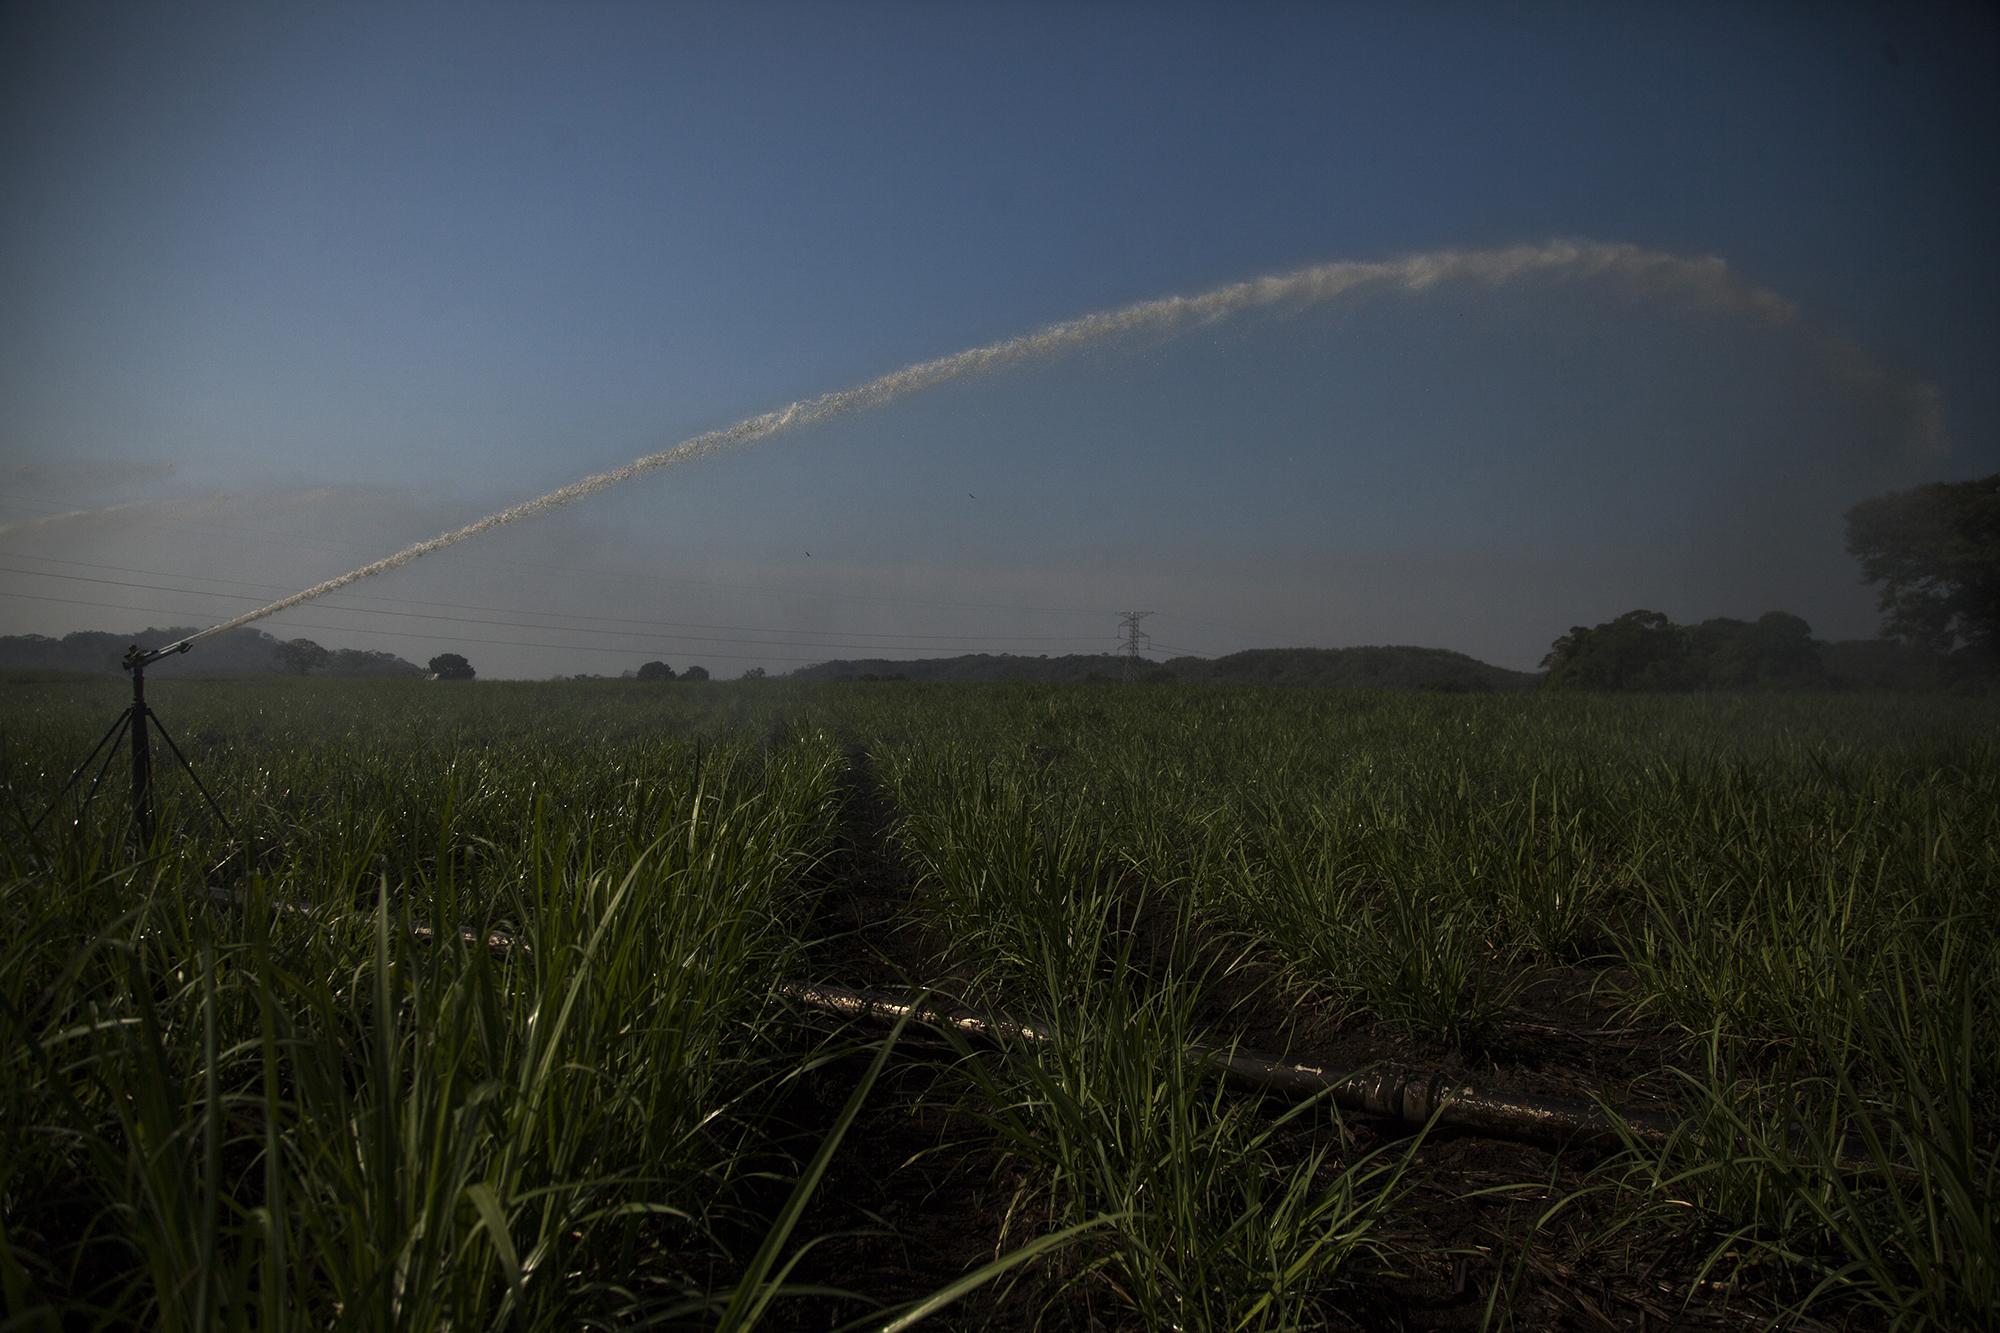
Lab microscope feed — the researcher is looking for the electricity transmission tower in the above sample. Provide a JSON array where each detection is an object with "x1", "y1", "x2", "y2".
[{"x1": 1115, "y1": 610, "x2": 1154, "y2": 682}]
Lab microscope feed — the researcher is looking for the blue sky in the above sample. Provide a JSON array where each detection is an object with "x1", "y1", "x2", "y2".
[{"x1": 3, "y1": 2, "x2": 1995, "y2": 675}]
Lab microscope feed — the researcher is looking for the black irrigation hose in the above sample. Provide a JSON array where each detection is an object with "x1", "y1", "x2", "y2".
[{"x1": 777, "y1": 980, "x2": 1676, "y2": 1152}]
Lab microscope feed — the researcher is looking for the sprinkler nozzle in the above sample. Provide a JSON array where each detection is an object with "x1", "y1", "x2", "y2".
[{"x1": 125, "y1": 641, "x2": 192, "y2": 671}]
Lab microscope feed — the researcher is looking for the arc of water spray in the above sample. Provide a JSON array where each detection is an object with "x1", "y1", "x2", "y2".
[{"x1": 170, "y1": 239, "x2": 1942, "y2": 650}]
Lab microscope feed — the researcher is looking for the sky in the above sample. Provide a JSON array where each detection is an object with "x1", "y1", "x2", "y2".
[{"x1": 2, "y1": 1, "x2": 1996, "y2": 677}]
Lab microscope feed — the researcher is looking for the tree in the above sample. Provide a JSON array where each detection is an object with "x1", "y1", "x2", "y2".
[
  {"x1": 329, "y1": 648, "x2": 423, "y2": 678},
  {"x1": 637, "y1": 660, "x2": 676, "y2": 681},
  {"x1": 1686, "y1": 612, "x2": 1823, "y2": 687},
  {"x1": 273, "y1": 637, "x2": 330, "y2": 676},
  {"x1": 1747, "y1": 611, "x2": 1824, "y2": 682},
  {"x1": 1545, "y1": 609, "x2": 1828, "y2": 690},
  {"x1": 741, "y1": 666, "x2": 766, "y2": 680},
  {"x1": 428, "y1": 652, "x2": 476, "y2": 681},
  {"x1": 1844, "y1": 473, "x2": 2000, "y2": 660},
  {"x1": 1541, "y1": 610, "x2": 1690, "y2": 689},
  {"x1": 680, "y1": 664, "x2": 709, "y2": 681}
]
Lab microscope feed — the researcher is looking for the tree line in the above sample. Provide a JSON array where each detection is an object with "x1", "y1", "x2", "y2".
[
  {"x1": 636, "y1": 661, "x2": 719, "y2": 681},
  {"x1": 1543, "y1": 473, "x2": 1997, "y2": 689}
]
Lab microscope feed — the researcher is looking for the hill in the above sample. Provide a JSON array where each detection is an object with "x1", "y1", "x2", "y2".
[
  {"x1": 785, "y1": 646, "x2": 1539, "y2": 690},
  {"x1": 0, "y1": 628, "x2": 424, "y2": 679},
  {"x1": 784, "y1": 653, "x2": 1163, "y2": 684},
  {"x1": 1174, "y1": 646, "x2": 1540, "y2": 691}
]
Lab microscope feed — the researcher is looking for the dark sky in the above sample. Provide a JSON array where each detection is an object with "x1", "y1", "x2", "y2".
[{"x1": 3, "y1": 2, "x2": 1995, "y2": 675}]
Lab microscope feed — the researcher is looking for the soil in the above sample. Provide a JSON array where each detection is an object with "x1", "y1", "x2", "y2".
[{"x1": 754, "y1": 746, "x2": 1854, "y2": 1331}]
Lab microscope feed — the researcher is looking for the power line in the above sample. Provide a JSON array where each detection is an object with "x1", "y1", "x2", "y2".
[
  {"x1": 2, "y1": 499, "x2": 1239, "y2": 663},
  {"x1": 0, "y1": 557, "x2": 1098, "y2": 644},
  {"x1": 0, "y1": 589, "x2": 857, "y2": 664},
  {"x1": 1152, "y1": 611, "x2": 1294, "y2": 646},
  {"x1": 0, "y1": 587, "x2": 1122, "y2": 663},
  {"x1": 0, "y1": 492, "x2": 1110, "y2": 618}
]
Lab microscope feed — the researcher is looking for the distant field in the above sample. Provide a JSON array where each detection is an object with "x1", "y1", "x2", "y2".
[{"x1": 3, "y1": 678, "x2": 1994, "y2": 1329}]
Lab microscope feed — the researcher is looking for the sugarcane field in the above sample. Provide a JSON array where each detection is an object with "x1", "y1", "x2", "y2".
[{"x1": 4, "y1": 677, "x2": 1993, "y2": 1328}]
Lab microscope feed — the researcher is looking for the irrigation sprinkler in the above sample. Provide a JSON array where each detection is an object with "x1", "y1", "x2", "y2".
[{"x1": 30, "y1": 638, "x2": 232, "y2": 848}]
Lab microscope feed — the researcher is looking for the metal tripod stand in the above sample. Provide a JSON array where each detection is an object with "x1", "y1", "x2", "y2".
[{"x1": 29, "y1": 642, "x2": 233, "y2": 846}]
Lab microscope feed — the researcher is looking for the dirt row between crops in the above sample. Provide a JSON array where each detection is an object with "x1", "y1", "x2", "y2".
[
  {"x1": 776, "y1": 746, "x2": 1044, "y2": 1328},
  {"x1": 772, "y1": 746, "x2": 1817, "y2": 1331}
]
